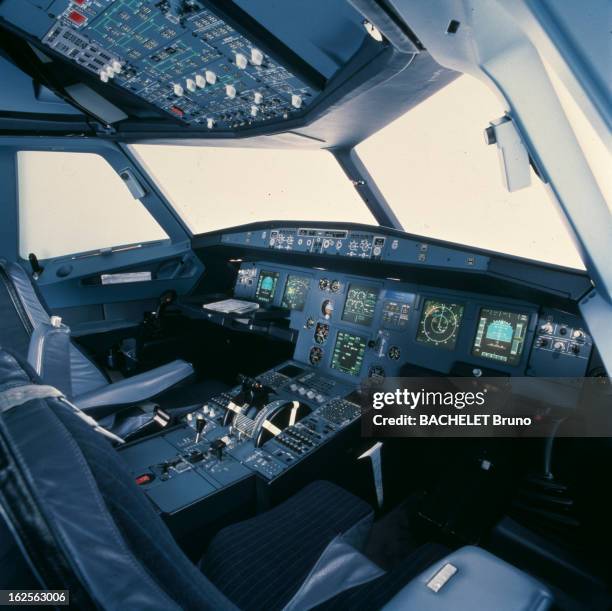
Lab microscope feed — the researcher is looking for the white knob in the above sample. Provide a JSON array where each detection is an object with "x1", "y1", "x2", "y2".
[
  {"x1": 50, "y1": 316, "x2": 62, "y2": 328},
  {"x1": 291, "y1": 94, "x2": 302, "y2": 109},
  {"x1": 225, "y1": 84, "x2": 236, "y2": 99},
  {"x1": 173, "y1": 83, "x2": 184, "y2": 97},
  {"x1": 235, "y1": 53, "x2": 248, "y2": 69},
  {"x1": 205, "y1": 70, "x2": 217, "y2": 84},
  {"x1": 250, "y1": 105, "x2": 258, "y2": 117},
  {"x1": 251, "y1": 48, "x2": 264, "y2": 66},
  {"x1": 206, "y1": 117, "x2": 215, "y2": 129},
  {"x1": 195, "y1": 74, "x2": 206, "y2": 88},
  {"x1": 186, "y1": 78, "x2": 196, "y2": 92},
  {"x1": 254, "y1": 92, "x2": 263, "y2": 104},
  {"x1": 111, "y1": 60, "x2": 122, "y2": 73}
]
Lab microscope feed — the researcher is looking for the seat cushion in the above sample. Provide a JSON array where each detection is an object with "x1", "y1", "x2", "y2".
[
  {"x1": 313, "y1": 542, "x2": 450, "y2": 610},
  {"x1": 380, "y1": 545, "x2": 553, "y2": 611},
  {"x1": 202, "y1": 480, "x2": 374, "y2": 611}
]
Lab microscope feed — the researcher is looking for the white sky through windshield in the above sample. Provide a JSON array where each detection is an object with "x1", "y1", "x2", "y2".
[{"x1": 134, "y1": 75, "x2": 586, "y2": 269}]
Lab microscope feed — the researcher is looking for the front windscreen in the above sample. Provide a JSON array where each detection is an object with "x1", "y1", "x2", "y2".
[
  {"x1": 131, "y1": 145, "x2": 376, "y2": 234},
  {"x1": 356, "y1": 76, "x2": 585, "y2": 269}
]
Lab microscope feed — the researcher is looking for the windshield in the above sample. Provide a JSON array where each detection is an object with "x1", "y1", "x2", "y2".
[
  {"x1": 356, "y1": 76, "x2": 585, "y2": 270},
  {"x1": 131, "y1": 145, "x2": 376, "y2": 234}
]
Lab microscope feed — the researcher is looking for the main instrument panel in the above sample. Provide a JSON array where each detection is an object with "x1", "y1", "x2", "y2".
[{"x1": 234, "y1": 261, "x2": 594, "y2": 380}]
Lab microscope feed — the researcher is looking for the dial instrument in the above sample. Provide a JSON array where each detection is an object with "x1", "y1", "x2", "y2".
[
  {"x1": 416, "y1": 299, "x2": 465, "y2": 349},
  {"x1": 322, "y1": 299, "x2": 334, "y2": 319},
  {"x1": 319, "y1": 278, "x2": 330, "y2": 291},
  {"x1": 309, "y1": 346, "x2": 323, "y2": 366},
  {"x1": 330, "y1": 279, "x2": 341, "y2": 293},
  {"x1": 314, "y1": 322, "x2": 330, "y2": 344},
  {"x1": 305, "y1": 317, "x2": 316, "y2": 329},
  {"x1": 281, "y1": 274, "x2": 311, "y2": 311},
  {"x1": 388, "y1": 345, "x2": 401, "y2": 360}
]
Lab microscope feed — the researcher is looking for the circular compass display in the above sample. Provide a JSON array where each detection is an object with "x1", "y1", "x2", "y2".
[
  {"x1": 309, "y1": 346, "x2": 323, "y2": 366},
  {"x1": 314, "y1": 322, "x2": 329, "y2": 344},
  {"x1": 416, "y1": 299, "x2": 465, "y2": 350},
  {"x1": 281, "y1": 274, "x2": 311, "y2": 311}
]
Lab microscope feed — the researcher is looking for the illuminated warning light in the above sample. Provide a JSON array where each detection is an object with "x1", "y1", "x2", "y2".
[
  {"x1": 170, "y1": 105, "x2": 184, "y2": 117},
  {"x1": 67, "y1": 10, "x2": 87, "y2": 25},
  {"x1": 135, "y1": 473, "x2": 153, "y2": 486},
  {"x1": 73, "y1": 0, "x2": 86, "y2": 5}
]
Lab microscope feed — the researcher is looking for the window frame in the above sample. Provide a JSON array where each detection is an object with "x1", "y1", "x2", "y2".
[{"x1": 3, "y1": 137, "x2": 190, "y2": 264}]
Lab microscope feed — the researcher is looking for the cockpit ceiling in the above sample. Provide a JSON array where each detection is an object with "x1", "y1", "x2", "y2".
[{"x1": 0, "y1": 0, "x2": 457, "y2": 145}]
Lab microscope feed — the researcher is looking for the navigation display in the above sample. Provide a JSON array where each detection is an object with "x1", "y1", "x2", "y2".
[
  {"x1": 281, "y1": 275, "x2": 311, "y2": 311},
  {"x1": 255, "y1": 270, "x2": 279, "y2": 304},
  {"x1": 331, "y1": 331, "x2": 367, "y2": 376},
  {"x1": 472, "y1": 308, "x2": 529, "y2": 365},
  {"x1": 342, "y1": 284, "x2": 379, "y2": 326},
  {"x1": 416, "y1": 299, "x2": 465, "y2": 350}
]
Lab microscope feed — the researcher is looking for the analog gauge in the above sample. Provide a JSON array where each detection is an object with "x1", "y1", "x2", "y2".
[
  {"x1": 368, "y1": 365, "x2": 386, "y2": 384},
  {"x1": 388, "y1": 345, "x2": 401, "y2": 360},
  {"x1": 319, "y1": 278, "x2": 330, "y2": 291},
  {"x1": 309, "y1": 346, "x2": 323, "y2": 366},
  {"x1": 330, "y1": 279, "x2": 341, "y2": 293},
  {"x1": 305, "y1": 317, "x2": 316, "y2": 329},
  {"x1": 322, "y1": 299, "x2": 334, "y2": 319},
  {"x1": 314, "y1": 322, "x2": 329, "y2": 344},
  {"x1": 416, "y1": 300, "x2": 465, "y2": 350}
]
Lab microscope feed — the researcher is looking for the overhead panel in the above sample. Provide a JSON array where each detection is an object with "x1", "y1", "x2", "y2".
[{"x1": 40, "y1": 0, "x2": 324, "y2": 129}]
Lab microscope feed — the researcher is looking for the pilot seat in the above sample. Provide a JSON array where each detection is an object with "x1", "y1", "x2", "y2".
[
  {"x1": 0, "y1": 259, "x2": 202, "y2": 437},
  {"x1": 0, "y1": 348, "x2": 553, "y2": 610}
]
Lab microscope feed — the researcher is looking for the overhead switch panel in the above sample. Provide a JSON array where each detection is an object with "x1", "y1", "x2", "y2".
[{"x1": 40, "y1": 0, "x2": 323, "y2": 129}]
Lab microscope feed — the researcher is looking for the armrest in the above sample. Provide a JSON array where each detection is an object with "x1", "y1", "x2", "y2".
[
  {"x1": 382, "y1": 546, "x2": 553, "y2": 611},
  {"x1": 27, "y1": 319, "x2": 72, "y2": 396},
  {"x1": 74, "y1": 359, "x2": 194, "y2": 418}
]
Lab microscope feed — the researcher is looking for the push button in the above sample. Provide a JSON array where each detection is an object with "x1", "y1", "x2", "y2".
[{"x1": 135, "y1": 473, "x2": 154, "y2": 486}]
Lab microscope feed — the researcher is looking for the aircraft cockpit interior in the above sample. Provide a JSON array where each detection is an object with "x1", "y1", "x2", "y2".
[{"x1": 0, "y1": 1, "x2": 610, "y2": 609}]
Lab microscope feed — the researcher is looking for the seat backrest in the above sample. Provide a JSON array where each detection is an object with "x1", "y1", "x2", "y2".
[
  {"x1": 0, "y1": 260, "x2": 108, "y2": 396},
  {"x1": 0, "y1": 348, "x2": 236, "y2": 611}
]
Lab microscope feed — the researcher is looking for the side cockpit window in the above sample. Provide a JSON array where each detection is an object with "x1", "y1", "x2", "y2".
[{"x1": 17, "y1": 151, "x2": 168, "y2": 260}]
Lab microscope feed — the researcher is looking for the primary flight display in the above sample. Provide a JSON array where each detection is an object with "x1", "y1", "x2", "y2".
[
  {"x1": 472, "y1": 308, "x2": 529, "y2": 365},
  {"x1": 255, "y1": 270, "x2": 279, "y2": 304}
]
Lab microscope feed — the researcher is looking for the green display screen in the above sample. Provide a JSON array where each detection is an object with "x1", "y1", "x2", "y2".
[
  {"x1": 342, "y1": 284, "x2": 379, "y2": 326},
  {"x1": 416, "y1": 299, "x2": 465, "y2": 350},
  {"x1": 281, "y1": 274, "x2": 311, "y2": 311},
  {"x1": 331, "y1": 331, "x2": 367, "y2": 376},
  {"x1": 472, "y1": 308, "x2": 529, "y2": 365}
]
